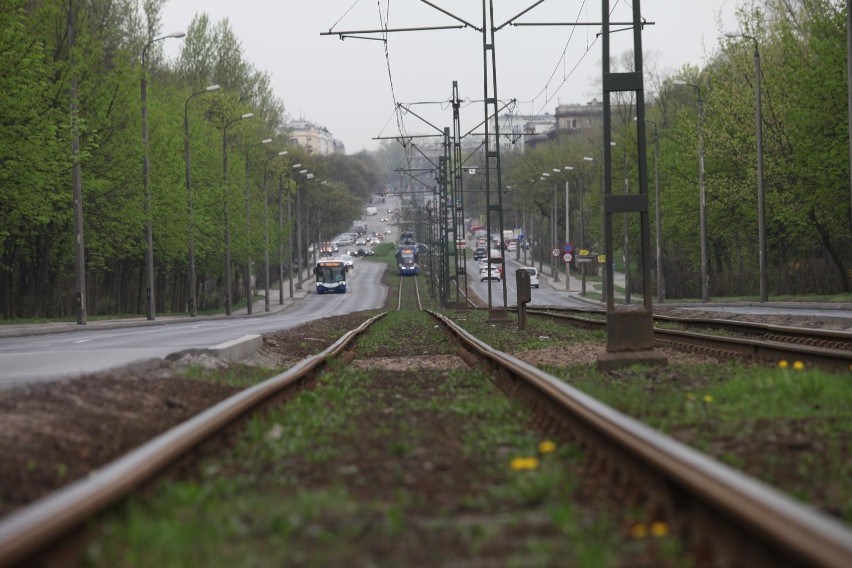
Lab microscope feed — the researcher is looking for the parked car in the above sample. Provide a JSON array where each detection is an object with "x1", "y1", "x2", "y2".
[{"x1": 523, "y1": 267, "x2": 540, "y2": 288}]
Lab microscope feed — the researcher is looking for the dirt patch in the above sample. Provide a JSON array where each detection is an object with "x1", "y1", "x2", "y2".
[{"x1": 0, "y1": 369, "x2": 240, "y2": 517}]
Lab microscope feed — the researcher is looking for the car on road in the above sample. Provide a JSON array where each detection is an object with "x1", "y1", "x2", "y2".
[
  {"x1": 523, "y1": 267, "x2": 540, "y2": 288},
  {"x1": 479, "y1": 266, "x2": 501, "y2": 282},
  {"x1": 384, "y1": 228, "x2": 392, "y2": 235},
  {"x1": 473, "y1": 246, "x2": 487, "y2": 261}
]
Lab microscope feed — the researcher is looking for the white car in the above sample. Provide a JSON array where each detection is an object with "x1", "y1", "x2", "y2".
[
  {"x1": 523, "y1": 267, "x2": 540, "y2": 288},
  {"x1": 479, "y1": 267, "x2": 501, "y2": 282}
]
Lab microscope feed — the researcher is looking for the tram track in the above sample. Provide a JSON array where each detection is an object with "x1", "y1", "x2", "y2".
[
  {"x1": 523, "y1": 307, "x2": 852, "y2": 372},
  {"x1": 1, "y1": 274, "x2": 851, "y2": 566}
]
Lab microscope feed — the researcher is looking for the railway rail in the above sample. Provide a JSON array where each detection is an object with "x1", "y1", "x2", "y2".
[
  {"x1": 1, "y1": 276, "x2": 851, "y2": 566},
  {"x1": 523, "y1": 307, "x2": 852, "y2": 372}
]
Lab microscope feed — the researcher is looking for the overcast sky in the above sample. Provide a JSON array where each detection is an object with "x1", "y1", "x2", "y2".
[{"x1": 159, "y1": 0, "x2": 741, "y2": 154}]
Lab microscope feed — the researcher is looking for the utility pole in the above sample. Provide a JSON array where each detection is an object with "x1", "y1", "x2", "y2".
[{"x1": 68, "y1": 0, "x2": 87, "y2": 325}]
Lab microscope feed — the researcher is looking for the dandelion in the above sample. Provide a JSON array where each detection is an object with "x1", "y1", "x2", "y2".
[
  {"x1": 778, "y1": 360, "x2": 789, "y2": 369},
  {"x1": 703, "y1": 394, "x2": 714, "y2": 404},
  {"x1": 630, "y1": 524, "x2": 648, "y2": 539},
  {"x1": 538, "y1": 440, "x2": 556, "y2": 454},
  {"x1": 651, "y1": 522, "x2": 669, "y2": 537},
  {"x1": 510, "y1": 457, "x2": 540, "y2": 471},
  {"x1": 793, "y1": 361, "x2": 805, "y2": 371}
]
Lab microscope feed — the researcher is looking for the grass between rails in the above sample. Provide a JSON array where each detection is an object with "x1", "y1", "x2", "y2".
[{"x1": 82, "y1": 307, "x2": 690, "y2": 567}]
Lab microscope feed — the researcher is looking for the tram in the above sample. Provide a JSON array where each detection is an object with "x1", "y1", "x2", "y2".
[
  {"x1": 396, "y1": 245, "x2": 419, "y2": 276},
  {"x1": 314, "y1": 259, "x2": 347, "y2": 294}
]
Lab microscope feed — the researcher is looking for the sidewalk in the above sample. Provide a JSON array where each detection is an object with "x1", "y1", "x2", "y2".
[
  {"x1": 0, "y1": 275, "x2": 315, "y2": 339},
  {"x1": 504, "y1": 255, "x2": 621, "y2": 302}
]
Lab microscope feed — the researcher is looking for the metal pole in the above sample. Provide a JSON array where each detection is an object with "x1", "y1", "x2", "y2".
[
  {"x1": 140, "y1": 32, "x2": 182, "y2": 321},
  {"x1": 753, "y1": 38, "x2": 768, "y2": 303},
  {"x1": 623, "y1": 148, "x2": 631, "y2": 304},
  {"x1": 184, "y1": 98, "x2": 196, "y2": 316},
  {"x1": 244, "y1": 145, "x2": 252, "y2": 314},
  {"x1": 651, "y1": 121, "x2": 664, "y2": 303},
  {"x1": 698, "y1": 89, "x2": 709, "y2": 303},
  {"x1": 223, "y1": 125, "x2": 231, "y2": 315},
  {"x1": 565, "y1": 180, "x2": 570, "y2": 291},
  {"x1": 69, "y1": 0, "x2": 87, "y2": 325},
  {"x1": 140, "y1": 47, "x2": 155, "y2": 321},
  {"x1": 552, "y1": 185, "x2": 559, "y2": 282},
  {"x1": 278, "y1": 174, "x2": 285, "y2": 304},
  {"x1": 287, "y1": 179, "x2": 294, "y2": 298},
  {"x1": 848, "y1": 0, "x2": 852, "y2": 227},
  {"x1": 296, "y1": 180, "x2": 303, "y2": 289},
  {"x1": 263, "y1": 160, "x2": 270, "y2": 312}
]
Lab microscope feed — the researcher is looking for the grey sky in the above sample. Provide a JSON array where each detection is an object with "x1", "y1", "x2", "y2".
[{"x1": 160, "y1": 0, "x2": 740, "y2": 154}]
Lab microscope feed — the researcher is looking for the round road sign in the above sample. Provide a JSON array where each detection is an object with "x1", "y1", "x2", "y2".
[
  {"x1": 563, "y1": 253, "x2": 573, "y2": 262},
  {"x1": 551, "y1": 248, "x2": 561, "y2": 257},
  {"x1": 563, "y1": 243, "x2": 573, "y2": 253}
]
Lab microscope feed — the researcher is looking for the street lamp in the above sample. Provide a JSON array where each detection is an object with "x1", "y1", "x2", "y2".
[
  {"x1": 674, "y1": 79, "x2": 709, "y2": 302},
  {"x1": 141, "y1": 30, "x2": 184, "y2": 321},
  {"x1": 264, "y1": 150, "x2": 288, "y2": 312},
  {"x1": 582, "y1": 156, "x2": 594, "y2": 295},
  {"x1": 291, "y1": 164, "x2": 305, "y2": 288},
  {"x1": 222, "y1": 112, "x2": 254, "y2": 316},
  {"x1": 726, "y1": 32, "x2": 767, "y2": 303},
  {"x1": 244, "y1": 138, "x2": 273, "y2": 315},
  {"x1": 563, "y1": 166, "x2": 574, "y2": 291},
  {"x1": 184, "y1": 83, "x2": 221, "y2": 316}
]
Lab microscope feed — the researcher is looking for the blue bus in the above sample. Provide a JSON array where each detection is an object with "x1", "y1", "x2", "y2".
[{"x1": 315, "y1": 260, "x2": 347, "y2": 294}]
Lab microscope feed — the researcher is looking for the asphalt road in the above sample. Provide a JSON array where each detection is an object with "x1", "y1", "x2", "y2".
[{"x1": 0, "y1": 260, "x2": 387, "y2": 387}]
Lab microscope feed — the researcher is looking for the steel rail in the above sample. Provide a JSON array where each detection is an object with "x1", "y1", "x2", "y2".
[
  {"x1": 0, "y1": 313, "x2": 385, "y2": 567},
  {"x1": 429, "y1": 309, "x2": 852, "y2": 568},
  {"x1": 524, "y1": 308, "x2": 852, "y2": 372},
  {"x1": 526, "y1": 306, "x2": 852, "y2": 350}
]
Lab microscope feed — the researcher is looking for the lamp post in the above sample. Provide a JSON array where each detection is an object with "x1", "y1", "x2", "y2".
[
  {"x1": 564, "y1": 166, "x2": 573, "y2": 291},
  {"x1": 244, "y1": 138, "x2": 273, "y2": 315},
  {"x1": 726, "y1": 33, "x2": 767, "y2": 302},
  {"x1": 582, "y1": 156, "x2": 594, "y2": 295},
  {"x1": 222, "y1": 112, "x2": 254, "y2": 316},
  {"x1": 263, "y1": 150, "x2": 288, "y2": 312},
  {"x1": 292, "y1": 164, "x2": 304, "y2": 288},
  {"x1": 141, "y1": 31, "x2": 184, "y2": 321},
  {"x1": 184, "y1": 83, "x2": 221, "y2": 316},
  {"x1": 541, "y1": 171, "x2": 557, "y2": 282},
  {"x1": 674, "y1": 80, "x2": 709, "y2": 302},
  {"x1": 278, "y1": 166, "x2": 293, "y2": 305}
]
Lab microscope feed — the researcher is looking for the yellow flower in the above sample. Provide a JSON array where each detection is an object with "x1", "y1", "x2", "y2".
[
  {"x1": 778, "y1": 360, "x2": 789, "y2": 369},
  {"x1": 793, "y1": 361, "x2": 805, "y2": 371},
  {"x1": 703, "y1": 394, "x2": 714, "y2": 404},
  {"x1": 510, "y1": 457, "x2": 540, "y2": 471},
  {"x1": 538, "y1": 440, "x2": 556, "y2": 454},
  {"x1": 630, "y1": 524, "x2": 648, "y2": 539},
  {"x1": 651, "y1": 522, "x2": 669, "y2": 537}
]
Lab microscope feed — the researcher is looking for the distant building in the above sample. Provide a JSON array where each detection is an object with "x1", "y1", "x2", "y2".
[
  {"x1": 286, "y1": 120, "x2": 345, "y2": 155},
  {"x1": 495, "y1": 100, "x2": 603, "y2": 151},
  {"x1": 554, "y1": 100, "x2": 604, "y2": 133}
]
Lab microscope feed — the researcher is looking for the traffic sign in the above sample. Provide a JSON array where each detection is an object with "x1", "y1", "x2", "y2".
[
  {"x1": 563, "y1": 253, "x2": 573, "y2": 263},
  {"x1": 563, "y1": 242, "x2": 573, "y2": 253},
  {"x1": 551, "y1": 248, "x2": 561, "y2": 257}
]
